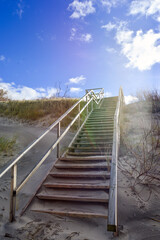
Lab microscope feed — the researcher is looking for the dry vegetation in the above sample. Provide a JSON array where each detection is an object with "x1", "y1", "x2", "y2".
[
  {"x1": 0, "y1": 136, "x2": 17, "y2": 156},
  {"x1": 0, "y1": 98, "x2": 77, "y2": 120},
  {"x1": 120, "y1": 90, "x2": 160, "y2": 201}
]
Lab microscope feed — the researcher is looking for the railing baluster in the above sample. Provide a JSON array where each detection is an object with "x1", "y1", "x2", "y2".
[
  {"x1": 57, "y1": 122, "x2": 61, "y2": 158},
  {"x1": 10, "y1": 164, "x2": 17, "y2": 222}
]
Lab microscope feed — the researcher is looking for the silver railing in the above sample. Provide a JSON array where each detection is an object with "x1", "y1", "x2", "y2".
[
  {"x1": 0, "y1": 88, "x2": 104, "y2": 222},
  {"x1": 107, "y1": 87, "x2": 124, "y2": 233}
]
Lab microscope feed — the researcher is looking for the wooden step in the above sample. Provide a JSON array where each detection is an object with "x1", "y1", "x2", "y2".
[
  {"x1": 90, "y1": 112, "x2": 115, "y2": 116},
  {"x1": 80, "y1": 134, "x2": 113, "y2": 137},
  {"x1": 88, "y1": 116, "x2": 114, "y2": 118},
  {"x1": 84, "y1": 125, "x2": 114, "y2": 128},
  {"x1": 80, "y1": 132, "x2": 113, "y2": 135},
  {"x1": 94, "y1": 107, "x2": 116, "y2": 109},
  {"x1": 67, "y1": 152, "x2": 110, "y2": 156},
  {"x1": 88, "y1": 117, "x2": 114, "y2": 120},
  {"x1": 75, "y1": 137, "x2": 113, "y2": 142},
  {"x1": 44, "y1": 178, "x2": 110, "y2": 189},
  {"x1": 37, "y1": 189, "x2": 109, "y2": 203},
  {"x1": 55, "y1": 161, "x2": 110, "y2": 169},
  {"x1": 91, "y1": 111, "x2": 115, "y2": 114},
  {"x1": 90, "y1": 114, "x2": 114, "y2": 117},
  {"x1": 77, "y1": 135, "x2": 113, "y2": 139},
  {"x1": 59, "y1": 156, "x2": 111, "y2": 161},
  {"x1": 81, "y1": 129, "x2": 113, "y2": 132},
  {"x1": 30, "y1": 199, "x2": 108, "y2": 218},
  {"x1": 86, "y1": 120, "x2": 114, "y2": 123},
  {"x1": 69, "y1": 146, "x2": 112, "y2": 150},
  {"x1": 67, "y1": 147, "x2": 112, "y2": 154},
  {"x1": 72, "y1": 142, "x2": 113, "y2": 146},
  {"x1": 83, "y1": 124, "x2": 113, "y2": 130},
  {"x1": 50, "y1": 169, "x2": 110, "y2": 178},
  {"x1": 85, "y1": 122, "x2": 114, "y2": 125},
  {"x1": 86, "y1": 122, "x2": 113, "y2": 125}
]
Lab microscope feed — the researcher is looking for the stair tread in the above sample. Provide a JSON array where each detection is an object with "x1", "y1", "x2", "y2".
[
  {"x1": 79, "y1": 132, "x2": 113, "y2": 135},
  {"x1": 44, "y1": 177, "x2": 110, "y2": 189},
  {"x1": 30, "y1": 199, "x2": 108, "y2": 218},
  {"x1": 72, "y1": 142, "x2": 113, "y2": 146},
  {"x1": 59, "y1": 156, "x2": 111, "y2": 161},
  {"x1": 50, "y1": 169, "x2": 110, "y2": 178},
  {"x1": 67, "y1": 152, "x2": 111, "y2": 156},
  {"x1": 55, "y1": 161, "x2": 110, "y2": 169},
  {"x1": 69, "y1": 146, "x2": 112, "y2": 150},
  {"x1": 37, "y1": 188, "x2": 109, "y2": 202}
]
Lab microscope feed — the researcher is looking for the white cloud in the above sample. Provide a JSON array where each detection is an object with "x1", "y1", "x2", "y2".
[
  {"x1": 69, "y1": 75, "x2": 86, "y2": 84},
  {"x1": 129, "y1": 0, "x2": 160, "y2": 22},
  {"x1": 70, "y1": 28, "x2": 92, "y2": 42},
  {"x1": 16, "y1": 0, "x2": 24, "y2": 19},
  {"x1": 0, "y1": 79, "x2": 58, "y2": 100},
  {"x1": 116, "y1": 29, "x2": 134, "y2": 44},
  {"x1": 36, "y1": 87, "x2": 46, "y2": 92},
  {"x1": 116, "y1": 28, "x2": 160, "y2": 70},
  {"x1": 70, "y1": 28, "x2": 77, "y2": 41},
  {"x1": 106, "y1": 47, "x2": 117, "y2": 53},
  {"x1": 79, "y1": 33, "x2": 92, "y2": 42},
  {"x1": 101, "y1": 20, "x2": 127, "y2": 32},
  {"x1": 101, "y1": 22, "x2": 116, "y2": 31},
  {"x1": 100, "y1": 0, "x2": 126, "y2": 13},
  {"x1": 103, "y1": 19, "x2": 160, "y2": 70},
  {"x1": 70, "y1": 87, "x2": 83, "y2": 93},
  {"x1": 68, "y1": 0, "x2": 95, "y2": 19},
  {"x1": 125, "y1": 95, "x2": 138, "y2": 104},
  {"x1": 0, "y1": 55, "x2": 5, "y2": 61}
]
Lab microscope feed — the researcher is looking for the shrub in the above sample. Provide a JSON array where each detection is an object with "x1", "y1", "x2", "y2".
[{"x1": 137, "y1": 90, "x2": 160, "y2": 113}]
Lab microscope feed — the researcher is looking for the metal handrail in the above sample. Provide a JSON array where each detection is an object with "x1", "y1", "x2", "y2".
[
  {"x1": 0, "y1": 88, "x2": 104, "y2": 222},
  {"x1": 0, "y1": 89, "x2": 101, "y2": 178},
  {"x1": 107, "y1": 87, "x2": 124, "y2": 233}
]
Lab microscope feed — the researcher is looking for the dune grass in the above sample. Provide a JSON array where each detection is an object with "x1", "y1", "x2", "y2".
[
  {"x1": 0, "y1": 98, "x2": 90, "y2": 129},
  {"x1": 0, "y1": 98, "x2": 78, "y2": 121},
  {"x1": 0, "y1": 136, "x2": 17, "y2": 156}
]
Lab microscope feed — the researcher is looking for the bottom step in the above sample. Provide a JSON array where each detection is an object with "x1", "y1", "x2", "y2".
[{"x1": 30, "y1": 199, "x2": 108, "y2": 218}]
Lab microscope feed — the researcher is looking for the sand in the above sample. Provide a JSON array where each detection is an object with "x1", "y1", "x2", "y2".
[{"x1": 0, "y1": 103, "x2": 160, "y2": 240}]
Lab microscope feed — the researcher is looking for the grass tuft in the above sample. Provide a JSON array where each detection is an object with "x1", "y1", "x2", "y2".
[{"x1": 0, "y1": 136, "x2": 17, "y2": 156}]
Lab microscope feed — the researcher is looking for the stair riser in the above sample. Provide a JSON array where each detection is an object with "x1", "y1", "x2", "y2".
[
  {"x1": 44, "y1": 184, "x2": 110, "y2": 190},
  {"x1": 55, "y1": 166, "x2": 111, "y2": 170},
  {"x1": 50, "y1": 174, "x2": 110, "y2": 178}
]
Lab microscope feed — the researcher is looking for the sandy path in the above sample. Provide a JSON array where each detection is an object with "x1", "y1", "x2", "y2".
[{"x1": 0, "y1": 117, "x2": 74, "y2": 224}]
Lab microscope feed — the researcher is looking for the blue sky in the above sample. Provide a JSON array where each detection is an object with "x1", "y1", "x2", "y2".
[{"x1": 0, "y1": 0, "x2": 160, "y2": 102}]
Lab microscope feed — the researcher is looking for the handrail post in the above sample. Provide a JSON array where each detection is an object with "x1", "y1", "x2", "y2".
[
  {"x1": 91, "y1": 99, "x2": 93, "y2": 112},
  {"x1": 57, "y1": 122, "x2": 61, "y2": 158},
  {"x1": 85, "y1": 90, "x2": 88, "y2": 117},
  {"x1": 9, "y1": 164, "x2": 17, "y2": 222},
  {"x1": 78, "y1": 103, "x2": 80, "y2": 129}
]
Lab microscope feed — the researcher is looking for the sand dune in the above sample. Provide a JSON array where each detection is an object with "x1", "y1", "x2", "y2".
[{"x1": 0, "y1": 105, "x2": 160, "y2": 239}]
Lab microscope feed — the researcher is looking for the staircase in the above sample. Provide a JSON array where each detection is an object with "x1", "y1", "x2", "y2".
[{"x1": 30, "y1": 97, "x2": 118, "y2": 219}]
